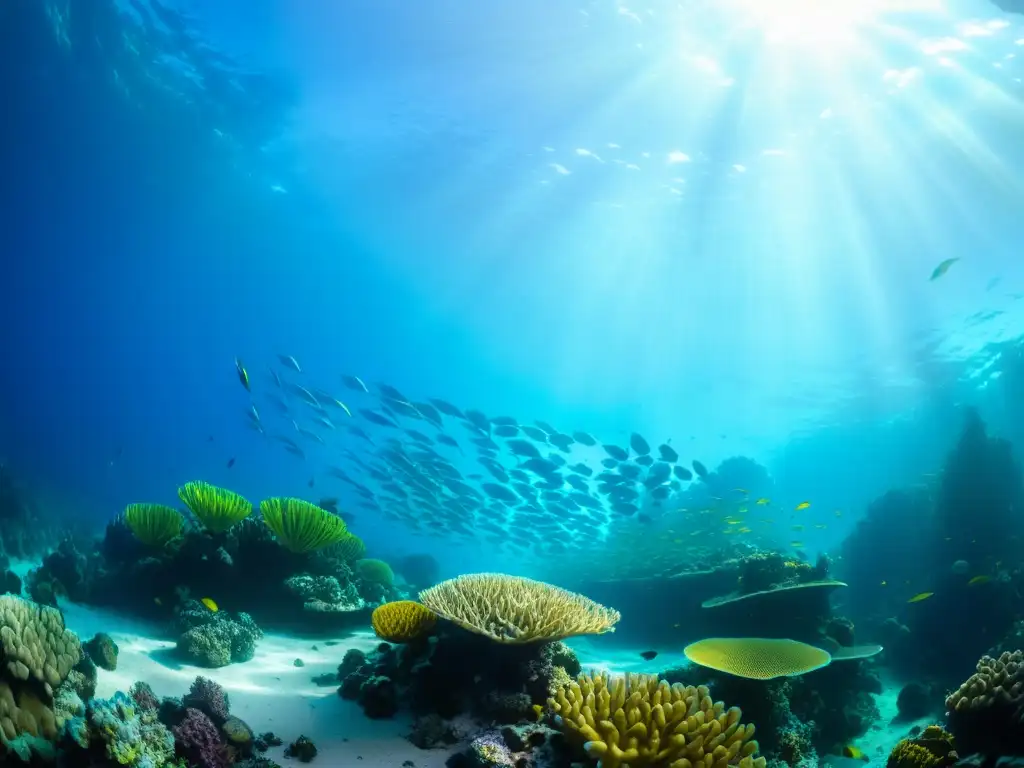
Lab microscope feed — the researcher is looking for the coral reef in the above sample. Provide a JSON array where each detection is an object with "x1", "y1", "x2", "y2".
[
  {"x1": 419, "y1": 573, "x2": 620, "y2": 643},
  {"x1": 946, "y1": 650, "x2": 1024, "y2": 756},
  {"x1": 174, "y1": 601, "x2": 263, "y2": 668},
  {"x1": 887, "y1": 725, "x2": 957, "y2": 768},
  {"x1": 548, "y1": 670, "x2": 766, "y2": 768},
  {"x1": 259, "y1": 497, "x2": 351, "y2": 553},
  {"x1": 338, "y1": 627, "x2": 581, "y2": 727},
  {"x1": 179, "y1": 482, "x2": 254, "y2": 535}
]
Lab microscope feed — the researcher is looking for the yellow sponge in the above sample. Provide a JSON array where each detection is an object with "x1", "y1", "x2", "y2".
[
  {"x1": 371, "y1": 601, "x2": 437, "y2": 643},
  {"x1": 684, "y1": 637, "x2": 832, "y2": 679},
  {"x1": 548, "y1": 670, "x2": 766, "y2": 768}
]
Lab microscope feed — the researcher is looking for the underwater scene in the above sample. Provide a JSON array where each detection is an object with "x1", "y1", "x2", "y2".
[{"x1": 6, "y1": 0, "x2": 1024, "y2": 766}]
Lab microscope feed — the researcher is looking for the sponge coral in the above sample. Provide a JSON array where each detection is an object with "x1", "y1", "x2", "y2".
[
  {"x1": 371, "y1": 601, "x2": 437, "y2": 643},
  {"x1": 178, "y1": 482, "x2": 253, "y2": 534},
  {"x1": 418, "y1": 573, "x2": 620, "y2": 643},
  {"x1": 548, "y1": 670, "x2": 766, "y2": 768},
  {"x1": 85, "y1": 690, "x2": 176, "y2": 767},
  {"x1": 683, "y1": 638, "x2": 832, "y2": 680}
]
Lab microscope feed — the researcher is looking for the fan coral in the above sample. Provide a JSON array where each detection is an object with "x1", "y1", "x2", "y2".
[
  {"x1": 548, "y1": 671, "x2": 766, "y2": 768},
  {"x1": 683, "y1": 638, "x2": 832, "y2": 680},
  {"x1": 178, "y1": 482, "x2": 253, "y2": 535},
  {"x1": 259, "y1": 497, "x2": 351, "y2": 553},
  {"x1": 419, "y1": 573, "x2": 620, "y2": 643},
  {"x1": 123, "y1": 503, "x2": 184, "y2": 547},
  {"x1": 371, "y1": 601, "x2": 437, "y2": 643}
]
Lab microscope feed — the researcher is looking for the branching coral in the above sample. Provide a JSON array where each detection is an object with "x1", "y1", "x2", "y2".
[
  {"x1": 259, "y1": 497, "x2": 350, "y2": 553},
  {"x1": 371, "y1": 601, "x2": 437, "y2": 643},
  {"x1": 419, "y1": 573, "x2": 620, "y2": 643},
  {"x1": 178, "y1": 482, "x2": 253, "y2": 535},
  {"x1": 548, "y1": 671, "x2": 766, "y2": 768}
]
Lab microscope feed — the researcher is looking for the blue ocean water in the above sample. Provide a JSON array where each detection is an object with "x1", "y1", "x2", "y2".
[{"x1": 3, "y1": 0, "x2": 1024, "y2": 579}]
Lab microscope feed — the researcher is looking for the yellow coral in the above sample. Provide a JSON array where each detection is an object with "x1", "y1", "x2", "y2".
[
  {"x1": 886, "y1": 726, "x2": 957, "y2": 768},
  {"x1": 371, "y1": 601, "x2": 437, "y2": 643},
  {"x1": 548, "y1": 671, "x2": 766, "y2": 768},
  {"x1": 683, "y1": 638, "x2": 832, "y2": 679},
  {"x1": 418, "y1": 573, "x2": 620, "y2": 644},
  {"x1": 260, "y1": 497, "x2": 351, "y2": 553},
  {"x1": 123, "y1": 503, "x2": 184, "y2": 547},
  {"x1": 178, "y1": 481, "x2": 252, "y2": 534},
  {"x1": 946, "y1": 650, "x2": 1024, "y2": 713}
]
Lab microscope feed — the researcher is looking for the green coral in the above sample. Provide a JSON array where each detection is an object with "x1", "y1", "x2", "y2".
[
  {"x1": 123, "y1": 504, "x2": 184, "y2": 547},
  {"x1": 356, "y1": 558, "x2": 394, "y2": 585},
  {"x1": 178, "y1": 481, "x2": 253, "y2": 534},
  {"x1": 260, "y1": 497, "x2": 351, "y2": 553}
]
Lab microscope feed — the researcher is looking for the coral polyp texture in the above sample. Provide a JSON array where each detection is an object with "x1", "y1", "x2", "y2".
[
  {"x1": 683, "y1": 638, "x2": 833, "y2": 680},
  {"x1": 945, "y1": 650, "x2": 1024, "y2": 755},
  {"x1": 177, "y1": 481, "x2": 253, "y2": 534},
  {"x1": 371, "y1": 601, "x2": 438, "y2": 643},
  {"x1": 0, "y1": 595, "x2": 82, "y2": 743},
  {"x1": 259, "y1": 496, "x2": 352, "y2": 553},
  {"x1": 418, "y1": 573, "x2": 620, "y2": 643},
  {"x1": 548, "y1": 670, "x2": 766, "y2": 768},
  {"x1": 123, "y1": 502, "x2": 184, "y2": 547},
  {"x1": 886, "y1": 725, "x2": 958, "y2": 768}
]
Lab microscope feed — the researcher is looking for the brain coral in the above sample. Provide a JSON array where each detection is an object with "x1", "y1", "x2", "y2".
[
  {"x1": 419, "y1": 573, "x2": 620, "y2": 643},
  {"x1": 945, "y1": 650, "x2": 1024, "y2": 755},
  {"x1": 0, "y1": 595, "x2": 83, "y2": 743},
  {"x1": 549, "y1": 670, "x2": 766, "y2": 768},
  {"x1": 371, "y1": 601, "x2": 437, "y2": 643}
]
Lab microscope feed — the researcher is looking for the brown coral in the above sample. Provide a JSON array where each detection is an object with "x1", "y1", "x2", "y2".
[
  {"x1": 548, "y1": 670, "x2": 765, "y2": 768},
  {"x1": 886, "y1": 725, "x2": 957, "y2": 768}
]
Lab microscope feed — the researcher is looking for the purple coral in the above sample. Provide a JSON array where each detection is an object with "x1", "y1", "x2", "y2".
[
  {"x1": 183, "y1": 676, "x2": 230, "y2": 724},
  {"x1": 173, "y1": 707, "x2": 230, "y2": 768},
  {"x1": 129, "y1": 681, "x2": 159, "y2": 711}
]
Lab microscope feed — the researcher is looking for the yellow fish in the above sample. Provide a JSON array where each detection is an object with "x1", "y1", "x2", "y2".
[
  {"x1": 907, "y1": 592, "x2": 934, "y2": 603},
  {"x1": 795, "y1": 501, "x2": 811, "y2": 511},
  {"x1": 200, "y1": 597, "x2": 219, "y2": 612},
  {"x1": 531, "y1": 704, "x2": 544, "y2": 721},
  {"x1": 930, "y1": 257, "x2": 959, "y2": 281},
  {"x1": 968, "y1": 575, "x2": 991, "y2": 586},
  {"x1": 756, "y1": 498, "x2": 770, "y2": 505},
  {"x1": 791, "y1": 541, "x2": 805, "y2": 548},
  {"x1": 843, "y1": 744, "x2": 865, "y2": 760}
]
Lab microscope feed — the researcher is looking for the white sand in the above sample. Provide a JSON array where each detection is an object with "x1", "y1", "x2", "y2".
[{"x1": 57, "y1": 601, "x2": 455, "y2": 767}]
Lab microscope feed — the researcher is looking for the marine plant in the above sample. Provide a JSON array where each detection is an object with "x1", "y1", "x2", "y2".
[
  {"x1": 356, "y1": 558, "x2": 394, "y2": 585},
  {"x1": 683, "y1": 638, "x2": 833, "y2": 680},
  {"x1": 418, "y1": 573, "x2": 620, "y2": 643},
  {"x1": 123, "y1": 503, "x2": 184, "y2": 547},
  {"x1": 177, "y1": 482, "x2": 253, "y2": 535},
  {"x1": 259, "y1": 497, "x2": 351, "y2": 553},
  {"x1": 370, "y1": 601, "x2": 437, "y2": 643},
  {"x1": 548, "y1": 670, "x2": 766, "y2": 768}
]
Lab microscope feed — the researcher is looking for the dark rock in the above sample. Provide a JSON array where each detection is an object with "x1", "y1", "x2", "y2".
[
  {"x1": 896, "y1": 681, "x2": 934, "y2": 721},
  {"x1": 285, "y1": 735, "x2": 318, "y2": 762},
  {"x1": 84, "y1": 632, "x2": 119, "y2": 672}
]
